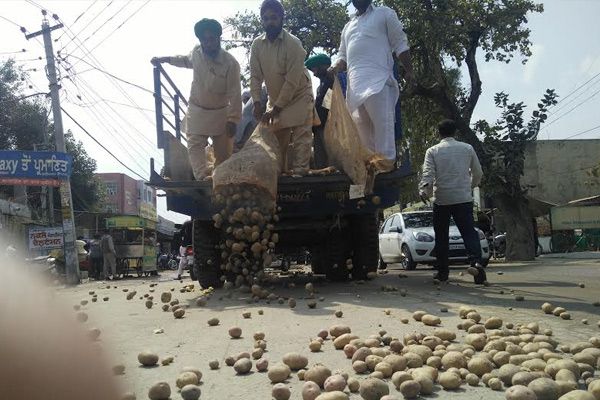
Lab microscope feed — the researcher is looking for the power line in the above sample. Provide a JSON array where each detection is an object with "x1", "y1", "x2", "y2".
[
  {"x1": 55, "y1": 0, "x2": 99, "y2": 42},
  {"x1": 59, "y1": 53, "x2": 153, "y2": 94},
  {"x1": 563, "y1": 123, "x2": 600, "y2": 140},
  {"x1": 0, "y1": 49, "x2": 27, "y2": 55},
  {"x1": 541, "y1": 87, "x2": 600, "y2": 131},
  {"x1": 0, "y1": 14, "x2": 24, "y2": 28},
  {"x1": 61, "y1": 106, "x2": 147, "y2": 180},
  {"x1": 549, "y1": 71, "x2": 600, "y2": 111},
  {"x1": 74, "y1": 0, "x2": 151, "y2": 62},
  {"x1": 59, "y1": 1, "x2": 114, "y2": 51}
]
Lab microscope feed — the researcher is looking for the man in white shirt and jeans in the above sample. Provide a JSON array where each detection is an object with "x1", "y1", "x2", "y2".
[
  {"x1": 329, "y1": 0, "x2": 415, "y2": 163},
  {"x1": 419, "y1": 119, "x2": 486, "y2": 284}
]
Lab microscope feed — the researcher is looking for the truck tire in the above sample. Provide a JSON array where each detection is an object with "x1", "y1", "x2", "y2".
[
  {"x1": 193, "y1": 219, "x2": 223, "y2": 288},
  {"x1": 349, "y1": 213, "x2": 379, "y2": 280},
  {"x1": 324, "y1": 226, "x2": 351, "y2": 282}
]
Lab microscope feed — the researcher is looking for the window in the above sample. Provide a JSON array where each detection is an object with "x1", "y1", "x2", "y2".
[
  {"x1": 106, "y1": 182, "x2": 118, "y2": 196},
  {"x1": 403, "y1": 213, "x2": 434, "y2": 228},
  {"x1": 386, "y1": 216, "x2": 399, "y2": 233}
]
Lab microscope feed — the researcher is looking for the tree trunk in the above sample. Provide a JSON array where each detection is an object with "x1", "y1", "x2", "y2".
[{"x1": 497, "y1": 194, "x2": 535, "y2": 261}]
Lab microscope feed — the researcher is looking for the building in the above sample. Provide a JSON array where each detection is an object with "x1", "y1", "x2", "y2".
[
  {"x1": 96, "y1": 173, "x2": 157, "y2": 220},
  {"x1": 522, "y1": 139, "x2": 600, "y2": 206}
]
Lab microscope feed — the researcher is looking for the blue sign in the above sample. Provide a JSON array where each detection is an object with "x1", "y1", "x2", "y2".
[{"x1": 0, "y1": 151, "x2": 72, "y2": 180}]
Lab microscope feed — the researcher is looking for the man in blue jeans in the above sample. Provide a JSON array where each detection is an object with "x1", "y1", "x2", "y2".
[{"x1": 419, "y1": 119, "x2": 487, "y2": 284}]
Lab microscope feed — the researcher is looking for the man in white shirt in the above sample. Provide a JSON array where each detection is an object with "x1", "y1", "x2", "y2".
[
  {"x1": 419, "y1": 119, "x2": 486, "y2": 284},
  {"x1": 329, "y1": 0, "x2": 414, "y2": 162},
  {"x1": 176, "y1": 243, "x2": 188, "y2": 281}
]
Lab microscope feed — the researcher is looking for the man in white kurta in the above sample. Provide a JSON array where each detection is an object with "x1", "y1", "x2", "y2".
[
  {"x1": 330, "y1": 0, "x2": 414, "y2": 161},
  {"x1": 153, "y1": 19, "x2": 242, "y2": 180}
]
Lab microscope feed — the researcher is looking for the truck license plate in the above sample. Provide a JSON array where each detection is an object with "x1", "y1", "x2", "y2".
[{"x1": 449, "y1": 244, "x2": 464, "y2": 250}]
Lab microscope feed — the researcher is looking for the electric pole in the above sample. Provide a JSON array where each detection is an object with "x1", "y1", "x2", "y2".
[{"x1": 25, "y1": 11, "x2": 79, "y2": 284}]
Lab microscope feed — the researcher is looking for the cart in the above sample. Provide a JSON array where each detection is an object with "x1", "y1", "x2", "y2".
[{"x1": 106, "y1": 216, "x2": 158, "y2": 277}]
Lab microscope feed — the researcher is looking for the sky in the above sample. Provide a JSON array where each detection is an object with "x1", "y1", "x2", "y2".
[{"x1": 1, "y1": 0, "x2": 599, "y2": 224}]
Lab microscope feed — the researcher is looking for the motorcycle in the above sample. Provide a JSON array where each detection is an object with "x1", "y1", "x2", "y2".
[
  {"x1": 25, "y1": 255, "x2": 58, "y2": 276},
  {"x1": 488, "y1": 232, "x2": 506, "y2": 259}
]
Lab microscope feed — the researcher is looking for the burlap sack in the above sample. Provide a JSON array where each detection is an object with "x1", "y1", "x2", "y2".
[
  {"x1": 324, "y1": 77, "x2": 394, "y2": 194},
  {"x1": 212, "y1": 124, "x2": 281, "y2": 200}
]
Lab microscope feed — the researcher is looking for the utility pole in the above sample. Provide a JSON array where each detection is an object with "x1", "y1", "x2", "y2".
[{"x1": 24, "y1": 11, "x2": 79, "y2": 284}]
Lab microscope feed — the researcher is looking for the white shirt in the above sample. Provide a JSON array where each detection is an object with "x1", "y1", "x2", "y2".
[
  {"x1": 419, "y1": 137, "x2": 483, "y2": 205},
  {"x1": 338, "y1": 5, "x2": 410, "y2": 112}
]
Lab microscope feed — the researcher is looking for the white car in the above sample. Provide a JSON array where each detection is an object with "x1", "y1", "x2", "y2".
[{"x1": 378, "y1": 211, "x2": 490, "y2": 270}]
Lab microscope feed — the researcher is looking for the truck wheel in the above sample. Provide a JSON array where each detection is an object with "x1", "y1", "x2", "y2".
[
  {"x1": 193, "y1": 220, "x2": 223, "y2": 288},
  {"x1": 349, "y1": 213, "x2": 380, "y2": 280},
  {"x1": 189, "y1": 261, "x2": 197, "y2": 281},
  {"x1": 324, "y1": 227, "x2": 350, "y2": 282}
]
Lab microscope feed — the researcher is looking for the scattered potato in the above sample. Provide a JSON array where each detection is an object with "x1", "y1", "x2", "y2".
[
  {"x1": 137, "y1": 351, "x2": 159, "y2": 367},
  {"x1": 207, "y1": 317, "x2": 219, "y2": 326},
  {"x1": 233, "y1": 358, "x2": 252, "y2": 375},
  {"x1": 272, "y1": 383, "x2": 291, "y2": 400},
  {"x1": 283, "y1": 352, "x2": 309, "y2": 370},
  {"x1": 176, "y1": 372, "x2": 199, "y2": 389},
  {"x1": 148, "y1": 382, "x2": 170, "y2": 400},
  {"x1": 268, "y1": 363, "x2": 291, "y2": 383},
  {"x1": 505, "y1": 385, "x2": 538, "y2": 400},
  {"x1": 310, "y1": 341, "x2": 322, "y2": 352},
  {"x1": 209, "y1": 360, "x2": 219, "y2": 370},
  {"x1": 358, "y1": 378, "x2": 389, "y2": 400},
  {"x1": 256, "y1": 357, "x2": 269, "y2": 372},
  {"x1": 229, "y1": 327, "x2": 242, "y2": 339},
  {"x1": 439, "y1": 372, "x2": 461, "y2": 390},
  {"x1": 305, "y1": 365, "x2": 332, "y2": 388},
  {"x1": 180, "y1": 385, "x2": 201, "y2": 400},
  {"x1": 173, "y1": 308, "x2": 185, "y2": 319},
  {"x1": 324, "y1": 374, "x2": 346, "y2": 392},
  {"x1": 528, "y1": 377, "x2": 560, "y2": 400}
]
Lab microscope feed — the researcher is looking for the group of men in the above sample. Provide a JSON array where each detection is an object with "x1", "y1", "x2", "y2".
[
  {"x1": 153, "y1": 0, "x2": 414, "y2": 179},
  {"x1": 153, "y1": 0, "x2": 487, "y2": 284}
]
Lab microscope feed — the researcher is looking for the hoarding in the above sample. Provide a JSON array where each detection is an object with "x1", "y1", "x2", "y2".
[
  {"x1": 551, "y1": 206, "x2": 600, "y2": 230},
  {"x1": 0, "y1": 151, "x2": 72, "y2": 186},
  {"x1": 28, "y1": 226, "x2": 64, "y2": 250}
]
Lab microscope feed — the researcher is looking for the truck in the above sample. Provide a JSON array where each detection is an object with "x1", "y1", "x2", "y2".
[{"x1": 149, "y1": 63, "x2": 411, "y2": 288}]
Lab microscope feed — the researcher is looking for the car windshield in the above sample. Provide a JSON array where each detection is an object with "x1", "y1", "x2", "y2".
[{"x1": 403, "y1": 213, "x2": 456, "y2": 228}]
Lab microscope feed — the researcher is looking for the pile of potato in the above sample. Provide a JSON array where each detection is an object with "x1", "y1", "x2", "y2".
[{"x1": 212, "y1": 183, "x2": 279, "y2": 287}]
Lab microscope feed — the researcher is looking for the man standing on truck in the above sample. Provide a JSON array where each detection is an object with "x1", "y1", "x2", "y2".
[
  {"x1": 250, "y1": 0, "x2": 314, "y2": 175},
  {"x1": 419, "y1": 119, "x2": 486, "y2": 284},
  {"x1": 152, "y1": 19, "x2": 242, "y2": 180},
  {"x1": 304, "y1": 53, "x2": 347, "y2": 169},
  {"x1": 328, "y1": 0, "x2": 415, "y2": 164}
]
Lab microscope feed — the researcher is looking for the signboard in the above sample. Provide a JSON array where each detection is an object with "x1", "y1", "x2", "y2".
[
  {"x1": 0, "y1": 151, "x2": 72, "y2": 186},
  {"x1": 551, "y1": 206, "x2": 600, "y2": 230},
  {"x1": 106, "y1": 216, "x2": 157, "y2": 230},
  {"x1": 139, "y1": 202, "x2": 158, "y2": 222},
  {"x1": 28, "y1": 226, "x2": 64, "y2": 250}
]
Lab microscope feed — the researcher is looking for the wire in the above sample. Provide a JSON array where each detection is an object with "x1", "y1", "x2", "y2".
[
  {"x1": 0, "y1": 14, "x2": 24, "y2": 28},
  {"x1": 74, "y1": 0, "x2": 151, "y2": 60},
  {"x1": 0, "y1": 49, "x2": 27, "y2": 55},
  {"x1": 541, "y1": 87, "x2": 600, "y2": 131},
  {"x1": 61, "y1": 106, "x2": 147, "y2": 180},
  {"x1": 59, "y1": 53, "x2": 153, "y2": 94},
  {"x1": 55, "y1": 0, "x2": 99, "y2": 42},
  {"x1": 76, "y1": 97, "x2": 155, "y2": 113},
  {"x1": 562, "y1": 123, "x2": 600, "y2": 140}
]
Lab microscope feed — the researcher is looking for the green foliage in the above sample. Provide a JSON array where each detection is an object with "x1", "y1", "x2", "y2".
[
  {"x1": 224, "y1": 0, "x2": 349, "y2": 56},
  {"x1": 476, "y1": 89, "x2": 558, "y2": 198}
]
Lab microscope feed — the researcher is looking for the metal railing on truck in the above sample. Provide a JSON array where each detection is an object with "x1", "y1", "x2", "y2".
[{"x1": 152, "y1": 62, "x2": 187, "y2": 149}]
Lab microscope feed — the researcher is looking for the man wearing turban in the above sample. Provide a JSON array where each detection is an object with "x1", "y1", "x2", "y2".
[
  {"x1": 250, "y1": 0, "x2": 314, "y2": 175},
  {"x1": 152, "y1": 19, "x2": 242, "y2": 180},
  {"x1": 304, "y1": 53, "x2": 347, "y2": 168}
]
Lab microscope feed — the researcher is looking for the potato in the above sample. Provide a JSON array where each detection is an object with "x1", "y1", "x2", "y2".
[
  {"x1": 465, "y1": 334, "x2": 487, "y2": 351},
  {"x1": 528, "y1": 377, "x2": 560, "y2": 400},
  {"x1": 233, "y1": 358, "x2": 252, "y2": 375},
  {"x1": 347, "y1": 377, "x2": 360, "y2": 393},
  {"x1": 488, "y1": 377, "x2": 503, "y2": 391},
  {"x1": 310, "y1": 341, "x2": 322, "y2": 352},
  {"x1": 228, "y1": 326, "x2": 242, "y2": 339},
  {"x1": 442, "y1": 351, "x2": 467, "y2": 369},
  {"x1": 403, "y1": 352, "x2": 423, "y2": 368},
  {"x1": 302, "y1": 381, "x2": 321, "y2": 400},
  {"x1": 399, "y1": 380, "x2": 420, "y2": 399},
  {"x1": 256, "y1": 358, "x2": 269, "y2": 372},
  {"x1": 282, "y1": 352, "x2": 308, "y2": 370},
  {"x1": 358, "y1": 378, "x2": 389, "y2": 400},
  {"x1": 546, "y1": 359, "x2": 580, "y2": 379},
  {"x1": 305, "y1": 365, "x2": 331, "y2": 388},
  {"x1": 180, "y1": 385, "x2": 201, "y2": 400},
  {"x1": 207, "y1": 317, "x2": 219, "y2": 326},
  {"x1": 522, "y1": 358, "x2": 547, "y2": 371},
  {"x1": 485, "y1": 317, "x2": 503, "y2": 329},
  {"x1": 333, "y1": 334, "x2": 359, "y2": 350},
  {"x1": 439, "y1": 371, "x2": 461, "y2": 390},
  {"x1": 498, "y1": 364, "x2": 522, "y2": 386},
  {"x1": 137, "y1": 351, "x2": 159, "y2": 367},
  {"x1": 557, "y1": 381, "x2": 578, "y2": 397},
  {"x1": 541, "y1": 303, "x2": 554, "y2": 314},
  {"x1": 173, "y1": 308, "x2": 185, "y2": 318},
  {"x1": 421, "y1": 314, "x2": 441, "y2": 326},
  {"x1": 383, "y1": 354, "x2": 407, "y2": 372},
  {"x1": 412, "y1": 374, "x2": 433, "y2": 395},
  {"x1": 324, "y1": 374, "x2": 346, "y2": 392},
  {"x1": 318, "y1": 329, "x2": 329, "y2": 340},
  {"x1": 148, "y1": 382, "x2": 171, "y2": 400},
  {"x1": 506, "y1": 385, "x2": 538, "y2": 400},
  {"x1": 468, "y1": 325, "x2": 486, "y2": 334},
  {"x1": 370, "y1": 371, "x2": 384, "y2": 379},
  {"x1": 512, "y1": 372, "x2": 543, "y2": 386},
  {"x1": 315, "y1": 392, "x2": 348, "y2": 400},
  {"x1": 434, "y1": 329, "x2": 456, "y2": 341},
  {"x1": 374, "y1": 362, "x2": 393, "y2": 378},
  {"x1": 468, "y1": 356, "x2": 495, "y2": 377},
  {"x1": 272, "y1": 383, "x2": 291, "y2": 400},
  {"x1": 466, "y1": 373, "x2": 480, "y2": 386},
  {"x1": 412, "y1": 311, "x2": 427, "y2": 321},
  {"x1": 555, "y1": 369, "x2": 577, "y2": 382},
  {"x1": 176, "y1": 372, "x2": 199, "y2": 389},
  {"x1": 365, "y1": 355, "x2": 384, "y2": 371},
  {"x1": 558, "y1": 390, "x2": 596, "y2": 400},
  {"x1": 588, "y1": 380, "x2": 600, "y2": 400},
  {"x1": 329, "y1": 325, "x2": 351, "y2": 338},
  {"x1": 493, "y1": 351, "x2": 511, "y2": 367},
  {"x1": 553, "y1": 307, "x2": 566, "y2": 316},
  {"x1": 353, "y1": 361, "x2": 368, "y2": 373}
]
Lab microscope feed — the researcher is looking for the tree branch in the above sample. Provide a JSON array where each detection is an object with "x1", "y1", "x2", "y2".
[{"x1": 464, "y1": 30, "x2": 482, "y2": 121}]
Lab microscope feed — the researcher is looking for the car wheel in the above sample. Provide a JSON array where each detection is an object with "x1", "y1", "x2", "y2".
[{"x1": 401, "y1": 244, "x2": 417, "y2": 270}]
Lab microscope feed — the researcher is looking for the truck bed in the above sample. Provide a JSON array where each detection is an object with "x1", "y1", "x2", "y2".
[{"x1": 149, "y1": 165, "x2": 412, "y2": 220}]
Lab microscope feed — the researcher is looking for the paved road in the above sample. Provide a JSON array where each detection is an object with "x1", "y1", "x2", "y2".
[{"x1": 54, "y1": 257, "x2": 600, "y2": 399}]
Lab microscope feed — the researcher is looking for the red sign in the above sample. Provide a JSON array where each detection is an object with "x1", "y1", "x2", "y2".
[{"x1": 0, "y1": 177, "x2": 61, "y2": 186}]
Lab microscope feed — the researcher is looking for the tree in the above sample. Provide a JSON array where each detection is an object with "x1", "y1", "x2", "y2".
[
  {"x1": 224, "y1": 0, "x2": 348, "y2": 56},
  {"x1": 383, "y1": 0, "x2": 552, "y2": 260},
  {"x1": 0, "y1": 60, "x2": 106, "y2": 214}
]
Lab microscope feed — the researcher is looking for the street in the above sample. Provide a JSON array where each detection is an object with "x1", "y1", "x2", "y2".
[{"x1": 53, "y1": 257, "x2": 600, "y2": 399}]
